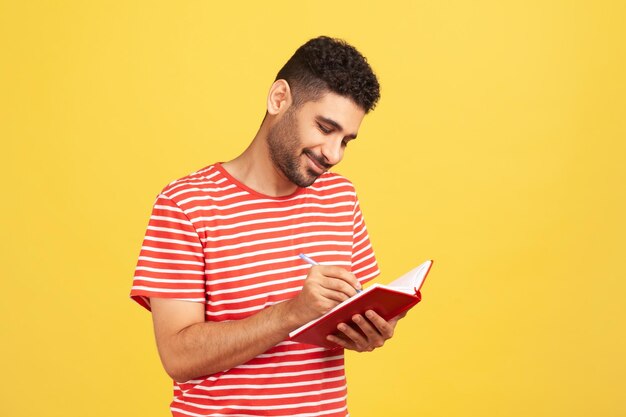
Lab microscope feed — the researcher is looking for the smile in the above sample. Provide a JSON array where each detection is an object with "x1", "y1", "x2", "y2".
[{"x1": 304, "y1": 150, "x2": 328, "y2": 175}]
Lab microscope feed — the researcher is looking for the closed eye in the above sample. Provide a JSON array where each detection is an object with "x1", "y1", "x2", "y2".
[{"x1": 317, "y1": 123, "x2": 332, "y2": 134}]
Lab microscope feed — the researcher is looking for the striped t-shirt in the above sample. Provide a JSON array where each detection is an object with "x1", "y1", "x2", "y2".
[{"x1": 130, "y1": 163, "x2": 380, "y2": 417}]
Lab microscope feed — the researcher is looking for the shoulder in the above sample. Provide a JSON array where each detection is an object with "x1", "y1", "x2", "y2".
[
  {"x1": 308, "y1": 171, "x2": 358, "y2": 197},
  {"x1": 313, "y1": 171, "x2": 355, "y2": 188},
  {"x1": 156, "y1": 163, "x2": 227, "y2": 206}
]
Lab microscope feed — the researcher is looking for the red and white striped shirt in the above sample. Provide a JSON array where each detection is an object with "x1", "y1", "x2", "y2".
[{"x1": 130, "y1": 163, "x2": 379, "y2": 417}]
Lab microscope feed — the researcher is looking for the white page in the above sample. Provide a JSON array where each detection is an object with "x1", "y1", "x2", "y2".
[{"x1": 387, "y1": 260, "x2": 432, "y2": 292}]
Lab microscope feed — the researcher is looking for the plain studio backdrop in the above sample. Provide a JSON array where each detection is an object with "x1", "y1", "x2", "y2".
[{"x1": 1, "y1": 1, "x2": 625, "y2": 416}]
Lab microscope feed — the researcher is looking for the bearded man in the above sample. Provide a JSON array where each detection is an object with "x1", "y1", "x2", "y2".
[{"x1": 130, "y1": 36, "x2": 402, "y2": 417}]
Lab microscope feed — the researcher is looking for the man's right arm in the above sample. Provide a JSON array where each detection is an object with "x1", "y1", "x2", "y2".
[{"x1": 150, "y1": 265, "x2": 361, "y2": 383}]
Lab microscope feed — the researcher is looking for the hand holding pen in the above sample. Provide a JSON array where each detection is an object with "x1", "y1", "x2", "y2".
[
  {"x1": 285, "y1": 253, "x2": 362, "y2": 325},
  {"x1": 298, "y1": 253, "x2": 361, "y2": 293},
  {"x1": 296, "y1": 253, "x2": 397, "y2": 352}
]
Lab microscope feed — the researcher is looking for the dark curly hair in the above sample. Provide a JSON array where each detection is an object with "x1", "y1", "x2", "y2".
[{"x1": 275, "y1": 36, "x2": 380, "y2": 113}]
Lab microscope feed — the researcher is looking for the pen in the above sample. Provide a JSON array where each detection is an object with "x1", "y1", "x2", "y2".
[
  {"x1": 298, "y1": 253, "x2": 319, "y2": 265},
  {"x1": 298, "y1": 253, "x2": 361, "y2": 293}
]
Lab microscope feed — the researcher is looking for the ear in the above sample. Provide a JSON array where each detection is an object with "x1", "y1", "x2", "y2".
[{"x1": 267, "y1": 79, "x2": 293, "y2": 116}]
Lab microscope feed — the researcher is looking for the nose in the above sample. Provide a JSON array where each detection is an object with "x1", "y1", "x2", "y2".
[{"x1": 320, "y1": 136, "x2": 344, "y2": 166}]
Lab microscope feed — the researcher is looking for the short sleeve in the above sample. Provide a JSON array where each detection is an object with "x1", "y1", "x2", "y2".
[
  {"x1": 351, "y1": 196, "x2": 380, "y2": 285},
  {"x1": 130, "y1": 193, "x2": 206, "y2": 311}
]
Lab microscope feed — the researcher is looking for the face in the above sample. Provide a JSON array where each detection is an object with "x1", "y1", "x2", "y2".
[{"x1": 267, "y1": 92, "x2": 366, "y2": 187}]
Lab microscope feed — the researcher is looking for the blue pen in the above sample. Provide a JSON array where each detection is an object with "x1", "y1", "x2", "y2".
[
  {"x1": 298, "y1": 253, "x2": 361, "y2": 293},
  {"x1": 298, "y1": 253, "x2": 319, "y2": 265}
]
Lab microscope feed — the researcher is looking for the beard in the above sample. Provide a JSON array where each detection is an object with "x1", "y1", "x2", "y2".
[{"x1": 266, "y1": 108, "x2": 330, "y2": 188}]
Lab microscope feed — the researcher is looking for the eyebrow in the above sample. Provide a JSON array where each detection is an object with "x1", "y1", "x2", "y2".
[{"x1": 316, "y1": 116, "x2": 358, "y2": 140}]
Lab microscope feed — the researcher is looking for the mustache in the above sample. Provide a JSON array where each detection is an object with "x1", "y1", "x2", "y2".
[{"x1": 303, "y1": 149, "x2": 333, "y2": 170}]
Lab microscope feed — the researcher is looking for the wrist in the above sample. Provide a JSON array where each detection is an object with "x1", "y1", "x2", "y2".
[{"x1": 275, "y1": 298, "x2": 306, "y2": 332}]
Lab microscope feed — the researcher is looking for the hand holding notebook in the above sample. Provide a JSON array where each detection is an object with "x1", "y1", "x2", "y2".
[{"x1": 289, "y1": 259, "x2": 433, "y2": 348}]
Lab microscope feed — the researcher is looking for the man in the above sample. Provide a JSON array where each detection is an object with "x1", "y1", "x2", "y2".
[{"x1": 130, "y1": 36, "x2": 403, "y2": 417}]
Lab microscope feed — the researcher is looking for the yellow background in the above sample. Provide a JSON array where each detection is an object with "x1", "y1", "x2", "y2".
[{"x1": 1, "y1": 1, "x2": 625, "y2": 416}]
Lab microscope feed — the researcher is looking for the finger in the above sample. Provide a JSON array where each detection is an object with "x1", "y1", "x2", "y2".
[
  {"x1": 305, "y1": 266, "x2": 357, "y2": 297},
  {"x1": 326, "y1": 333, "x2": 354, "y2": 350},
  {"x1": 395, "y1": 311, "x2": 408, "y2": 320},
  {"x1": 319, "y1": 276, "x2": 358, "y2": 299},
  {"x1": 319, "y1": 286, "x2": 351, "y2": 304},
  {"x1": 364, "y1": 310, "x2": 394, "y2": 339},
  {"x1": 337, "y1": 321, "x2": 370, "y2": 351},
  {"x1": 388, "y1": 311, "x2": 407, "y2": 326},
  {"x1": 317, "y1": 265, "x2": 362, "y2": 291},
  {"x1": 352, "y1": 314, "x2": 387, "y2": 348}
]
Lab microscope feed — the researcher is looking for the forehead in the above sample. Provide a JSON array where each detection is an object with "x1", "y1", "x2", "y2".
[{"x1": 296, "y1": 92, "x2": 366, "y2": 131}]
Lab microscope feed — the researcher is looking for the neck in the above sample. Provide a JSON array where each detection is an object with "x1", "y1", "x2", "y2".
[{"x1": 222, "y1": 124, "x2": 299, "y2": 197}]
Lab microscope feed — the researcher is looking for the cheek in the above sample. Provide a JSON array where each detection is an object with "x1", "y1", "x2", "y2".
[{"x1": 298, "y1": 128, "x2": 325, "y2": 149}]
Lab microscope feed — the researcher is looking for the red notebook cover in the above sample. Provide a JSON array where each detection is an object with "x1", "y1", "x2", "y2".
[{"x1": 289, "y1": 260, "x2": 432, "y2": 348}]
